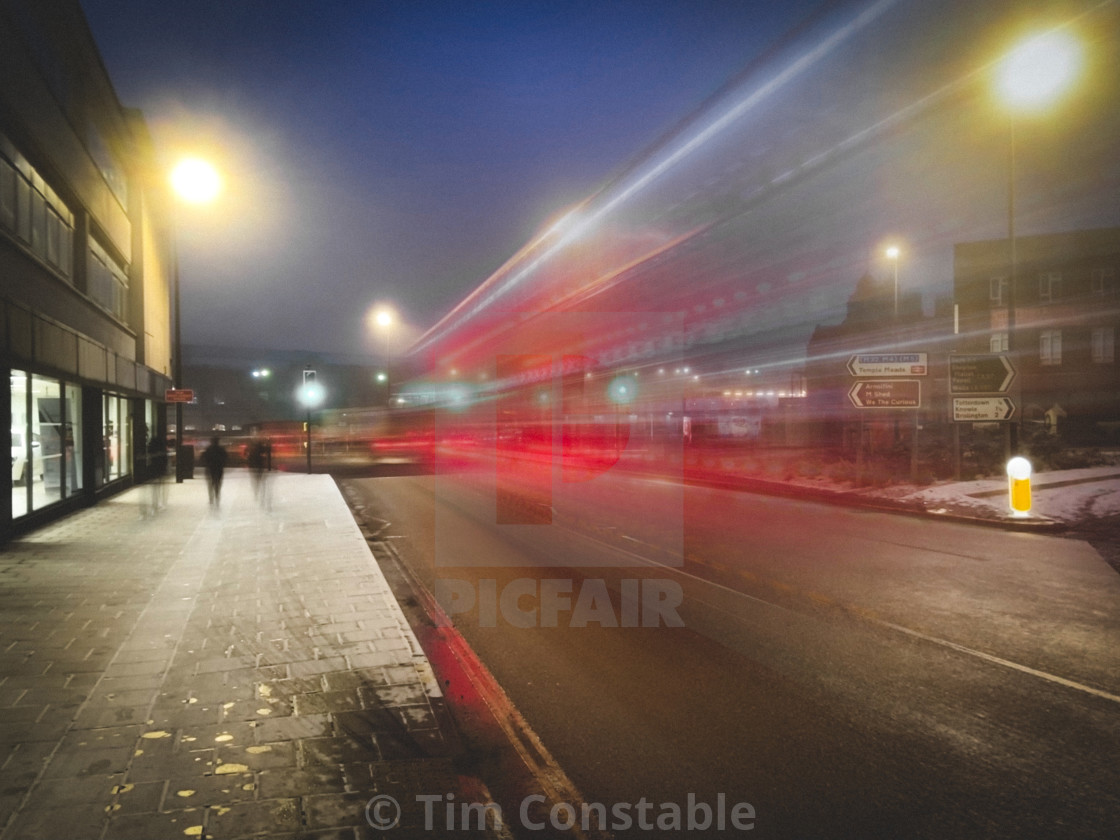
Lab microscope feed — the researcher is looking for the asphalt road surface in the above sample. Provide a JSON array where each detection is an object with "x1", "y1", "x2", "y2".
[{"x1": 342, "y1": 464, "x2": 1120, "y2": 839}]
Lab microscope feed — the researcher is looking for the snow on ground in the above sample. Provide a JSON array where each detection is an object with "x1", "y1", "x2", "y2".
[{"x1": 886, "y1": 466, "x2": 1120, "y2": 524}]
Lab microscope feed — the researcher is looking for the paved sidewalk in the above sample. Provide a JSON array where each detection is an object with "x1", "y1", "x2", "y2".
[{"x1": 0, "y1": 471, "x2": 490, "y2": 839}]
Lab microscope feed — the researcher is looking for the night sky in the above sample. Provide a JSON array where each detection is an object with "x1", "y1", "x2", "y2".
[{"x1": 79, "y1": 0, "x2": 826, "y2": 358}]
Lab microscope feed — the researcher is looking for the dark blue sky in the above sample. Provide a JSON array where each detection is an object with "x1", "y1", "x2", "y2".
[{"x1": 80, "y1": 0, "x2": 824, "y2": 356}]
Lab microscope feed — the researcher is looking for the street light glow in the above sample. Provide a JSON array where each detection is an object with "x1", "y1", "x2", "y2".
[
  {"x1": 170, "y1": 157, "x2": 222, "y2": 204},
  {"x1": 885, "y1": 245, "x2": 900, "y2": 260},
  {"x1": 995, "y1": 30, "x2": 1082, "y2": 112}
]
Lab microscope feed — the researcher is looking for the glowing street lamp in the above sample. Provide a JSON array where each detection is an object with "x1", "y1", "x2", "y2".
[
  {"x1": 992, "y1": 29, "x2": 1082, "y2": 452},
  {"x1": 169, "y1": 155, "x2": 223, "y2": 482},
  {"x1": 170, "y1": 158, "x2": 222, "y2": 205},
  {"x1": 995, "y1": 30, "x2": 1082, "y2": 113}
]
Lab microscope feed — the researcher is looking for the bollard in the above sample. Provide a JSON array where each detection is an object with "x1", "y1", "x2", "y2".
[{"x1": 1006, "y1": 456, "x2": 1032, "y2": 517}]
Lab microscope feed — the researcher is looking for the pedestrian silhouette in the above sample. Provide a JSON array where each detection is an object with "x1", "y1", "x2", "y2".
[
  {"x1": 199, "y1": 436, "x2": 228, "y2": 507},
  {"x1": 145, "y1": 431, "x2": 168, "y2": 516},
  {"x1": 247, "y1": 436, "x2": 271, "y2": 507}
]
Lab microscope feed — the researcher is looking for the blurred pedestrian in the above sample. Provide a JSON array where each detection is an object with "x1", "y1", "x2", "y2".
[
  {"x1": 247, "y1": 436, "x2": 270, "y2": 507},
  {"x1": 199, "y1": 436, "x2": 228, "y2": 507},
  {"x1": 146, "y1": 430, "x2": 168, "y2": 516}
]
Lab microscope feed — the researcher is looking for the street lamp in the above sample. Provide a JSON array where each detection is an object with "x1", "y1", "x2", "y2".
[
  {"x1": 299, "y1": 369, "x2": 325, "y2": 474},
  {"x1": 368, "y1": 306, "x2": 396, "y2": 406},
  {"x1": 993, "y1": 29, "x2": 1082, "y2": 452},
  {"x1": 885, "y1": 245, "x2": 900, "y2": 319},
  {"x1": 169, "y1": 156, "x2": 222, "y2": 482}
]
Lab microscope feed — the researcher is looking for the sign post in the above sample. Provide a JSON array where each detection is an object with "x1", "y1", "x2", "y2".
[
  {"x1": 846, "y1": 354, "x2": 927, "y2": 485},
  {"x1": 949, "y1": 353, "x2": 1019, "y2": 478}
]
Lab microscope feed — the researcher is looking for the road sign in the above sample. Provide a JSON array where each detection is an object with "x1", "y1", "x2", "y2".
[
  {"x1": 165, "y1": 388, "x2": 194, "y2": 403},
  {"x1": 949, "y1": 354, "x2": 1015, "y2": 393},
  {"x1": 847, "y1": 353, "x2": 928, "y2": 377},
  {"x1": 952, "y1": 397, "x2": 1016, "y2": 422},
  {"x1": 848, "y1": 379, "x2": 921, "y2": 409}
]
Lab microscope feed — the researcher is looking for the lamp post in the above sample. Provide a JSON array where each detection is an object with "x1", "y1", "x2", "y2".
[
  {"x1": 993, "y1": 29, "x2": 1082, "y2": 453},
  {"x1": 369, "y1": 306, "x2": 396, "y2": 406},
  {"x1": 169, "y1": 157, "x2": 222, "y2": 482},
  {"x1": 885, "y1": 245, "x2": 900, "y2": 319},
  {"x1": 299, "y1": 369, "x2": 325, "y2": 474}
]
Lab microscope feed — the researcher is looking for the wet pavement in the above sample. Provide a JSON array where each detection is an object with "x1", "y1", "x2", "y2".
[{"x1": 0, "y1": 470, "x2": 493, "y2": 840}]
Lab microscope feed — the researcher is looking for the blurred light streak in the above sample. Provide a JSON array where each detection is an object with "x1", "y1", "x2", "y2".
[
  {"x1": 413, "y1": 0, "x2": 902, "y2": 357},
  {"x1": 413, "y1": 0, "x2": 1118, "y2": 394}
]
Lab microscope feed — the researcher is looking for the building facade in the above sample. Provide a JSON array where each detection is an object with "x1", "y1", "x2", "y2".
[
  {"x1": 954, "y1": 227, "x2": 1120, "y2": 442},
  {"x1": 1, "y1": 0, "x2": 175, "y2": 540}
]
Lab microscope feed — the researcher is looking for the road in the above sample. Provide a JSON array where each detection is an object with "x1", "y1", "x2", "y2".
[{"x1": 342, "y1": 463, "x2": 1120, "y2": 839}]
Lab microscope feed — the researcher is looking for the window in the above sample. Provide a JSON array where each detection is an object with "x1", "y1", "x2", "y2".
[
  {"x1": 1092, "y1": 327, "x2": 1115, "y2": 364},
  {"x1": 1091, "y1": 268, "x2": 1116, "y2": 296},
  {"x1": 1038, "y1": 272, "x2": 1062, "y2": 303},
  {"x1": 30, "y1": 375, "x2": 63, "y2": 513},
  {"x1": 989, "y1": 276, "x2": 1009, "y2": 306},
  {"x1": 1040, "y1": 330, "x2": 1062, "y2": 366},
  {"x1": 990, "y1": 332, "x2": 1009, "y2": 352},
  {"x1": 88, "y1": 238, "x2": 129, "y2": 322},
  {"x1": 0, "y1": 132, "x2": 74, "y2": 278},
  {"x1": 10, "y1": 369, "x2": 30, "y2": 519}
]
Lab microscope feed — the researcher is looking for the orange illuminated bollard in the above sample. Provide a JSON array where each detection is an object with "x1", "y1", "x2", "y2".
[{"x1": 1006, "y1": 456, "x2": 1032, "y2": 517}]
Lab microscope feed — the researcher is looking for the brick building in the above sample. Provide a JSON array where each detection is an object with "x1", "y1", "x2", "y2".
[{"x1": 954, "y1": 227, "x2": 1120, "y2": 442}]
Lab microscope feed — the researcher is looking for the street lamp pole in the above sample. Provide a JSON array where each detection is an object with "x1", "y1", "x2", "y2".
[
  {"x1": 885, "y1": 245, "x2": 900, "y2": 319},
  {"x1": 173, "y1": 258, "x2": 184, "y2": 482},
  {"x1": 169, "y1": 156, "x2": 222, "y2": 481},
  {"x1": 371, "y1": 307, "x2": 396, "y2": 407},
  {"x1": 994, "y1": 29, "x2": 1082, "y2": 455}
]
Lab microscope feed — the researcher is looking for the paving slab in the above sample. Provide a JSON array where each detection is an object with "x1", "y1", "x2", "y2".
[{"x1": 0, "y1": 471, "x2": 494, "y2": 839}]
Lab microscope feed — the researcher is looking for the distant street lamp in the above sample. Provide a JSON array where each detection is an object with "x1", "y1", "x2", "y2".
[
  {"x1": 169, "y1": 156, "x2": 222, "y2": 482},
  {"x1": 993, "y1": 29, "x2": 1082, "y2": 451}
]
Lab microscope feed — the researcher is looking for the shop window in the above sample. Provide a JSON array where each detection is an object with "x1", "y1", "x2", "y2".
[
  {"x1": 10, "y1": 369, "x2": 30, "y2": 518},
  {"x1": 65, "y1": 384, "x2": 82, "y2": 494},
  {"x1": 101, "y1": 393, "x2": 132, "y2": 485},
  {"x1": 30, "y1": 375, "x2": 62, "y2": 513}
]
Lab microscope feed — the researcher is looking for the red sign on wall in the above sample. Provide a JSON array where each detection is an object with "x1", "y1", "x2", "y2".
[{"x1": 165, "y1": 388, "x2": 195, "y2": 403}]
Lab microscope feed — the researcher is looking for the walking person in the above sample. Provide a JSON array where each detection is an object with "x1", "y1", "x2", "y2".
[
  {"x1": 247, "y1": 436, "x2": 270, "y2": 508},
  {"x1": 145, "y1": 430, "x2": 168, "y2": 516},
  {"x1": 199, "y1": 436, "x2": 228, "y2": 508}
]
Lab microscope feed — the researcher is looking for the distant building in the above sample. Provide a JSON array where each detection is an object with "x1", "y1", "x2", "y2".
[
  {"x1": 178, "y1": 344, "x2": 387, "y2": 441},
  {"x1": 954, "y1": 227, "x2": 1120, "y2": 441},
  {"x1": 1, "y1": 1, "x2": 175, "y2": 539}
]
